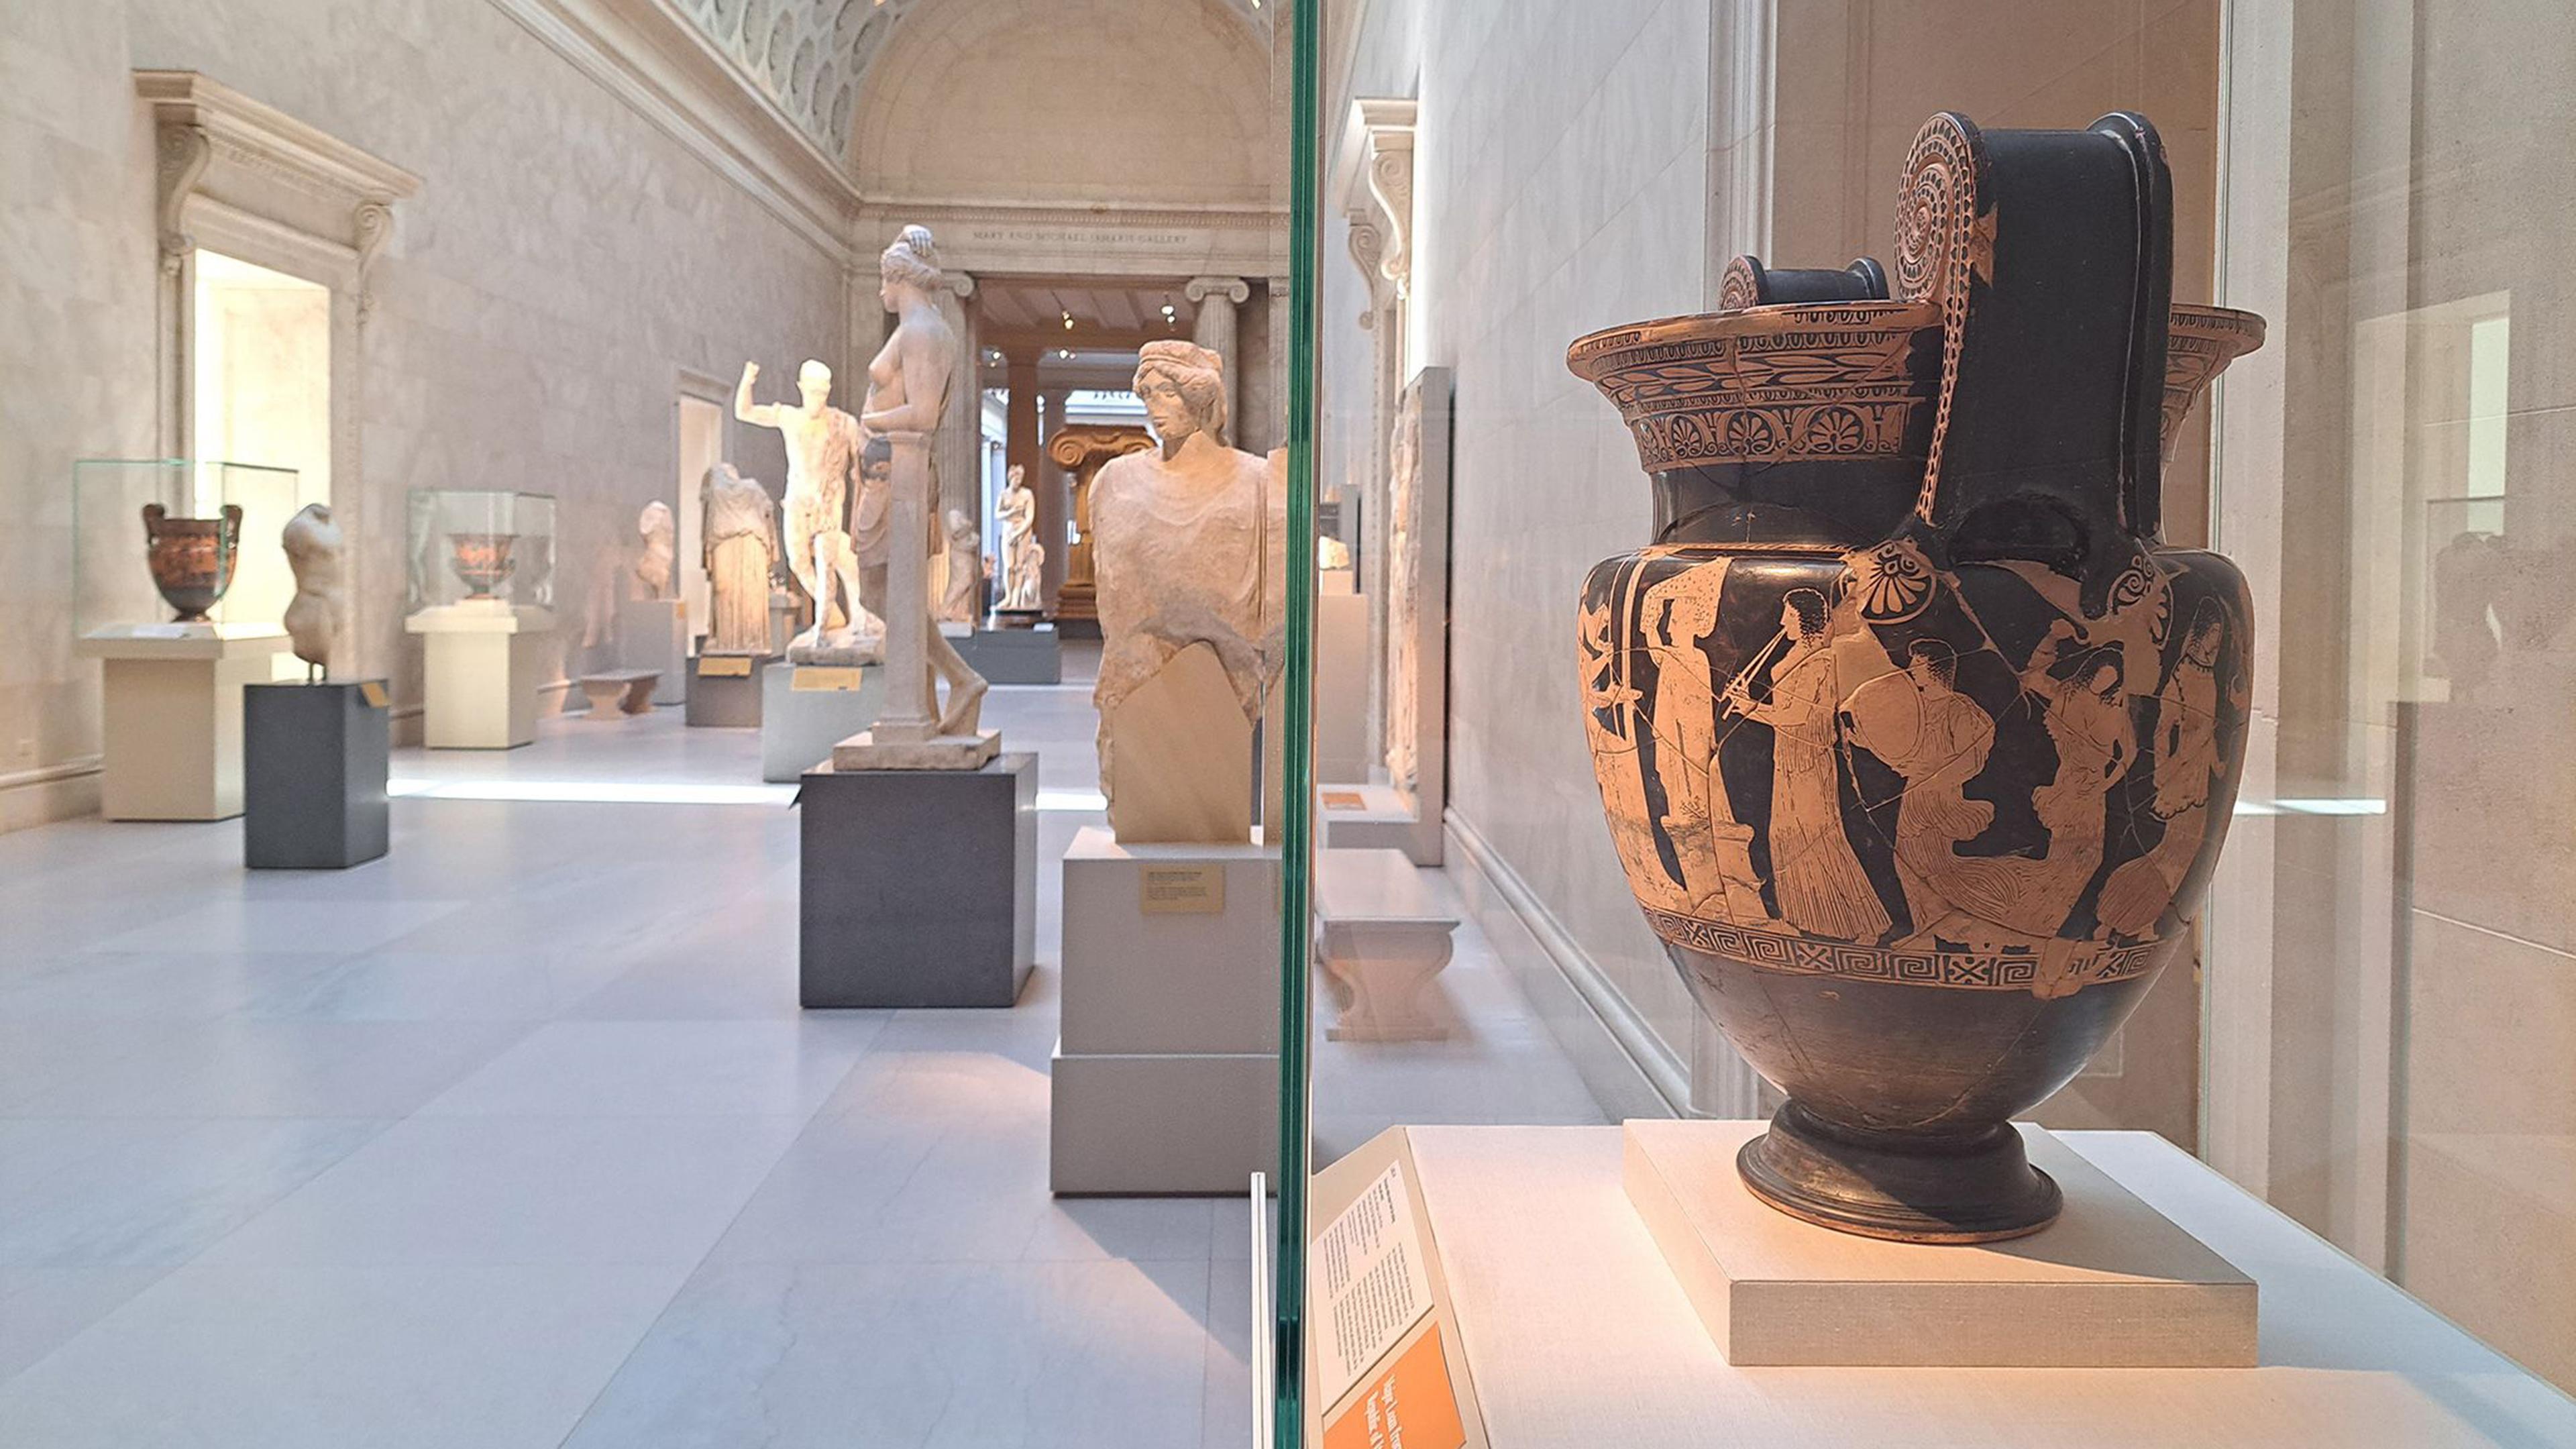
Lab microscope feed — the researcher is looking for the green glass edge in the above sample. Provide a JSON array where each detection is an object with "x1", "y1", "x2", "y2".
[{"x1": 1272, "y1": 0, "x2": 1322, "y2": 1441}]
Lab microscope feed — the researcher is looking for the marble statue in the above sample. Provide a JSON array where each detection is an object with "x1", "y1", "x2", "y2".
[
  {"x1": 1090, "y1": 339, "x2": 1287, "y2": 837},
  {"x1": 633, "y1": 500, "x2": 675, "y2": 600},
  {"x1": 280, "y1": 502, "x2": 344, "y2": 680},
  {"x1": 735, "y1": 356, "x2": 879, "y2": 663},
  {"x1": 851, "y1": 434, "x2": 894, "y2": 623},
  {"x1": 939, "y1": 508, "x2": 981, "y2": 623},
  {"x1": 854, "y1": 224, "x2": 985, "y2": 739},
  {"x1": 998, "y1": 465, "x2": 1043, "y2": 611},
  {"x1": 701, "y1": 462, "x2": 780, "y2": 654}
]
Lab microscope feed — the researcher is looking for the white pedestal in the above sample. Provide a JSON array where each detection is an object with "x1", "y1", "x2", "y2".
[
  {"x1": 616, "y1": 597, "x2": 687, "y2": 705},
  {"x1": 1622, "y1": 1119, "x2": 2257, "y2": 1367},
  {"x1": 76, "y1": 625, "x2": 290, "y2": 821},
  {"x1": 1315, "y1": 847, "x2": 1460, "y2": 1042},
  {"x1": 405, "y1": 602, "x2": 555, "y2": 749},
  {"x1": 1380, "y1": 1126, "x2": 2576, "y2": 1448},
  {"x1": 1316, "y1": 590, "x2": 1371, "y2": 784},
  {"x1": 1051, "y1": 826, "x2": 1279, "y2": 1194}
]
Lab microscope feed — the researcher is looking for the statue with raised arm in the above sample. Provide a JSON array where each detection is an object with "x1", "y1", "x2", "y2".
[
  {"x1": 735, "y1": 356, "x2": 879, "y2": 662},
  {"x1": 857, "y1": 224, "x2": 985, "y2": 736}
]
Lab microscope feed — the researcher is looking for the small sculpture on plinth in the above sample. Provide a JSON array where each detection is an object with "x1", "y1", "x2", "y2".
[
  {"x1": 830, "y1": 225, "x2": 996, "y2": 770},
  {"x1": 735, "y1": 356, "x2": 879, "y2": 664},
  {"x1": 1090, "y1": 339, "x2": 1286, "y2": 841},
  {"x1": 939, "y1": 508, "x2": 982, "y2": 625},
  {"x1": 997, "y1": 466, "x2": 1044, "y2": 613},
  {"x1": 700, "y1": 463, "x2": 780, "y2": 655},
  {"x1": 281, "y1": 502, "x2": 344, "y2": 680}
]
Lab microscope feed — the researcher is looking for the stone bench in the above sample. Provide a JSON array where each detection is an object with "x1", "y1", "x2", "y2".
[
  {"x1": 1314, "y1": 847, "x2": 1460, "y2": 1042},
  {"x1": 576, "y1": 669, "x2": 660, "y2": 716}
]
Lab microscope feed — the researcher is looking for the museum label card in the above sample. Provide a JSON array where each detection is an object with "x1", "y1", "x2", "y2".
[
  {"x1": 1321, "y1": 1324, "x2": 1466, "y2": 1449},
  {"x1": 1309, "y1": 1159, "x2": 1436, "y2": 1409},
  {"x1": 1140, "y1": 864, "x2": 1224, "y2": 914},
  {"x1": 1322, "y1": 790, "x2": 1368, "y2": 810},
  {"x1": 358, "y1": 681, "x2": 390, "y2": 710},
  {"x1": 697, "y1": 655, "x2": 753, "y2": 678},
  {"x1": 791, "y1": 665, "x2": 863, "y2": 692}
]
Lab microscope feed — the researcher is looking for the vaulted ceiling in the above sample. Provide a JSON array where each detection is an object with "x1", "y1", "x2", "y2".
[{"x1": 672, "y1": 0, "x2": 1271, "y2": 164}]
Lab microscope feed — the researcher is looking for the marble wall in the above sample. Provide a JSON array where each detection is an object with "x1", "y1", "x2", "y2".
[
  {"x1": 1329, "y1": 0, "x2": 1718, "y2": 1088},
  {"x1": 0, "y1": 0, "x2": 157, "y2": 830},
  {"x1": 1, "y1": 0, "x2": 853, "y2": 827}
]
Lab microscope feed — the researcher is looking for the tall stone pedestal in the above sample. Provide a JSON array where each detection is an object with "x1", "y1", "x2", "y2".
[
  {"x1": 617, "y1": 597, "x2": 688, "y2": 705},
  {"x1": 1051, "y1": 826, "x2": 1280, "y2": 1194},
  {"x1": 1316, "y1": 589, "x2": 1371, "y2": 784},
  {"x1": 244, "y1": 680, "x2": 390, "y2": 869},
  {"x1": 686, "y1": 653, "x2": 771, "y2": 727},
  {"x1": 798, "y1": 752, "x2": 1036, "y2": 1008},
  {"x1": 405, "y1": 602, "x2": 554, "y2": 749},
  {"x1": 760, "y1": 662, "x2": 885, "y2": 782},
  {"x1": 76, "y1": 625, "x2": 290, "y2": 821}
]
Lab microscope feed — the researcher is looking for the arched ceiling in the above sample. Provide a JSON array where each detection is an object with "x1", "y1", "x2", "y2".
[{"x1": 673, "y1": 0, "x2": 1271, "y2": 164}]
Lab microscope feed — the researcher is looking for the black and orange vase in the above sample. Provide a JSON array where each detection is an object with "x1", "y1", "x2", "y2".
[
  {"x1": 141, "y1": 501, "x2": 245, "y2": 623},
  {"x1": 445, "y1": 532, "x2": 520, "y2": 598},
  {"x1": 1568, "y1": 112, "x2": 2261, "y2": 1242}
]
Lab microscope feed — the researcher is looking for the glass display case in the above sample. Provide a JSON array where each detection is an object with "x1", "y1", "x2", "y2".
[
  {"x1": 1267, "y1": 1, "x2": 2576, "y2": 1444},
  {"x1": 72, "y1": 458, "x2": 307, "y2": 637},
  {"x1": 405, "y1": 488, "x2": 557, "y2": 612}
]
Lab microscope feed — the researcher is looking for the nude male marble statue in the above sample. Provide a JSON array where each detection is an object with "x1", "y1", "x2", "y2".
[{"x1": 735, "y1": 356, "x2": 879, "y2": 663}]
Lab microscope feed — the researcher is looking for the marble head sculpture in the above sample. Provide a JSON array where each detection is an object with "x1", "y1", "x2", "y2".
[
  {"x1": 1132, "y1": 339, "x2": 1230, "y2": 447},
  {"x1": 634, "y1": 500, "x2": 675, "y2": 600}
]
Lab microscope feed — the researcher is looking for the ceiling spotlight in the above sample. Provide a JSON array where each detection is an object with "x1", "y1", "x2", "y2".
[{"x1": 1061, "y1": 311, "x2": 1075, "y2": 331}]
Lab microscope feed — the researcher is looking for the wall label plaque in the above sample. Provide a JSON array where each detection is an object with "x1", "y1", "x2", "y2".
[
  {"x1": 790, "y1": 665, "x2": 863, "y2": 692},
  {"x1": 1140, "y1": 864, "x2": 1224, "y2": 915}
]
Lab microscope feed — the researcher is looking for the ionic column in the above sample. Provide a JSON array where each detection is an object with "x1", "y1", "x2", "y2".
[{"x1": 1185, "y1": 275, "x2": 1252, "y2": 441}]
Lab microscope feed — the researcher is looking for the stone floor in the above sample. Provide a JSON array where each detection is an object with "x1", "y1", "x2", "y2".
[{"x1": 0, "y1": 659, "x2": 1602, "y2": 1448}]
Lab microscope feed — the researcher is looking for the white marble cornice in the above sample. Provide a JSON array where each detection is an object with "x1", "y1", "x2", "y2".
[
  {"x1": 486, "y1": 0, "x2": 863, "y2": 260},
  {"x1": 138, "y1": 70, "x2": 421, "y2": 313}
]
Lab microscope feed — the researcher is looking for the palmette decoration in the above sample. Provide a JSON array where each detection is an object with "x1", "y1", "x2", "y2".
[{"x1": 1569, "y1": 111, "x2": 2263, "y2": 1242}]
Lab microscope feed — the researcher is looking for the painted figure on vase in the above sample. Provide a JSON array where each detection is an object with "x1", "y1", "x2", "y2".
[
  {"x1": 1089, "y1": 339, "x2": 1287, "y2": 796},
  {"x1": 633, "y1": 500, "x2": 675, "y2": 601},
  {"x1": 280, "y1": 502, "x2": 344, "y2": 680},
  {"x1": 859, "y1": 223, "x2": 985, "y2": 735},
  {"x1": 998, "y1": 465, "x2": 1044, "y2": 612},
  {"x1": 735, "y1": 356, "x2": 875, "y2": 661},
  {"x1": 700, "y1": 462, "x2": 780, "y2": 655}
]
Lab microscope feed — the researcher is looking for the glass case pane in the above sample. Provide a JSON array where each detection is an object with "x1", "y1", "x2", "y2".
[
  {"x1": 72, "y1": 458, "x2": 307, "y2": 638},
  {"x1": 405, "y1": 488, "x2": 559, "y2": 614}
]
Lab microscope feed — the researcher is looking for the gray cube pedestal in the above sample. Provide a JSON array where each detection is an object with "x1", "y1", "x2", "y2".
[
  {"x1": 244, "y1": 680, "x2": 390, "y2": 869},
  {"x1": 761, "y1": 662, "x2": 885, "y2": 780},
  {"x1": 799, "y1": 751, "x2": 1036, "y2": 1008},
  {"x1": 686, "y1": 653, "x2": 773, "y2": 727},
  {"x1": 953, "y1": 625, "x2": 1063, "y2": 685},
  {"x1": 616, "y1": 598, "x2": 688, "y2": 705}
]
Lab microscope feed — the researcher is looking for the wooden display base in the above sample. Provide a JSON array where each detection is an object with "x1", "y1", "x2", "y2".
[
  {"x1": 1621, "y1": 1118, "x2": 2257, "y2": 1367},
  {"x1": 830, "y1": 727, "x2": 1000, "y2": 771}
]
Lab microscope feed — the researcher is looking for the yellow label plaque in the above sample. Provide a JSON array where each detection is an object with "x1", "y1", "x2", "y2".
[
  {"x1": 1140, "y1": 864, "x2": 1225, "y2": 915},
  {"x1": 1322, "y1": 790, "x2": 1367, "y2": 810},
  {"x1": 357, "y1": 681, "x2": 390, "y2": 710},
  {"x1": 792, "y1": 666, "x2": 863, "y2": 692},
  {"x1": 697, "y1": 655, "x2": 753, "y2": 678}
]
